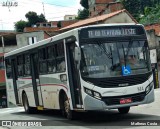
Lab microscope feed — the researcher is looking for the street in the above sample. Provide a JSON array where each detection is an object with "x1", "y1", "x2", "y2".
[{"x1": 0, "y1": 89, "x2": 160, "y2": 129}]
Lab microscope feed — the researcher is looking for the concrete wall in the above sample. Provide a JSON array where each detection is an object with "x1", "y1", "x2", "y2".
[
  {"x1": 0, "y1": 45, "x2": 18, "y2": 53},
  {"x1": 146, "y1": 30, "x2": 158, "y2": 49},
  {"x1": 104, "y1": 12, "x2": 136, "y2": 24},
  {"x1": 16, "y1": 31, "x2": 44, "y2": 48}
]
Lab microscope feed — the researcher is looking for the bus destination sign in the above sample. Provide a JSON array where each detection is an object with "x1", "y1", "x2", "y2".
[{"x1": 88, "y1": 28, "x2": 136, "y2": 38}]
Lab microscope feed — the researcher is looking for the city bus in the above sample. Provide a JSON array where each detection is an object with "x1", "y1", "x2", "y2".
[{"x1": 4, "y1": 24, "x2": 154, "y2": 119}]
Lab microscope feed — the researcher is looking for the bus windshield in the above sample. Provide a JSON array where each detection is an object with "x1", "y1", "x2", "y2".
[{"x1": 80, "y1": 40, "x2": 151, "y2": 78}]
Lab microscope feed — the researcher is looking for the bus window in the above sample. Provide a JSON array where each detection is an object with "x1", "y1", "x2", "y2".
[
  {"x1": 24, "y1": 54, "x2": 31, "y2": 76},
  {"x1": 39, "y1": 48, "x2": 47, "y2": 74},
  {"x1": 17, "y1": 55, "x2": 24, "y2": 77},
  {"x1": 5, "y1": 59, "x2": 12, "y2": 79},
  {"x1": 56, "y1": 42, "x2": 66, "y2": 72}
]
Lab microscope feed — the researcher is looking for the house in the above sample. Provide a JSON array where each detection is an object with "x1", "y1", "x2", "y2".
[
  {"x1": 145, "y1": 24, "x2": 160, "y2": 60},
  {"x1": 88, "y1": 0, "x2": 123, "y2": 17},
  {"x1": 16, "y1": 31, "x2": 50, "y2": 47},
  {"x1": 60, "y1": 9, "x2": 137, "y2": 32},
  {"x1": 24, "y1": 20, "x2": 78, "y2": 36}
]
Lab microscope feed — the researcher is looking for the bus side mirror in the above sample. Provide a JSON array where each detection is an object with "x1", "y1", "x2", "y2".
[{"x1": 74, "y1": 47, "x2": 81, "y2": 62}]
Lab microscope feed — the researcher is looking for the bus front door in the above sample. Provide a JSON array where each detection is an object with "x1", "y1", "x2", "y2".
[
  {"x1": 30, "y1": 53, "x2": 43, "y2": 107},
  {"x1": 66, "y1": 42, "x2": 83, "y2": 108}
]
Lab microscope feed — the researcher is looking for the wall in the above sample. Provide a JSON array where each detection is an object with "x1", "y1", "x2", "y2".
[
  {"x1": 16, "y1": 31, "x2": 45, "y2": 48},
  {"x1": 104, "y1": 12, "x2": 135, "y2": 24},
  {"x1": 0, "y1": 45, "x2": 18, "y2": 53}
]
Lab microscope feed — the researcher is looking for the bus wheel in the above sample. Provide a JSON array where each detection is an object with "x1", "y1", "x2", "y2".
[
  {"x1": 22, "y1": 93, "x2": 35, "y2": 114},
  {"x1": 63, "y1": 95, "x2": 75, "y2": 120},
  {"x1": 118, "y1": 107, "x2": 130, "y2": 114}
]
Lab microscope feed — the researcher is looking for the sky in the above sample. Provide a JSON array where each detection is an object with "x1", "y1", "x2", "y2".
[{"x1": 0, "y1": 0, "x2": 82, "y2": 30}]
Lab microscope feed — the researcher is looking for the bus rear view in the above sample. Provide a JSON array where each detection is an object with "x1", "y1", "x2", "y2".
[{"x1": 79, "y1": 24, "x2": 154, "y2": 114}]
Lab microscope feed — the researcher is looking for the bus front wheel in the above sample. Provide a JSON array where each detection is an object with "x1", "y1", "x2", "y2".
[
  {"x1": 63, "y1": 95, "x2": 75, "y2": 120},
  {"x1": 118, "y1": 107, "x2": 130, "y2": 114}
]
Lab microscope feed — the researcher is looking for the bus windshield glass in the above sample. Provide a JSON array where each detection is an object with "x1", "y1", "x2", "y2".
[{"x1": 80, "y1": 40, "x2": 150, "y2": 78}]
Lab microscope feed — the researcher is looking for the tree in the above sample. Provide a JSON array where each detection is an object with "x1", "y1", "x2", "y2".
[
  {"x1": 120, "y1": 0, "x2": 160, "y2": 21},
  {"x1": 80, "y1": 0, "x2": 89, "y2": 9},
  {"x1": 76, "y1": 9, "x2": 89, "y2": 20},
  {"x1": 25, "y1": 11, "x2": 47, "y2": 26},
  {"x1": 14, "y1": 20, "x2": 27, "y2": 32},
  {"x1": 14, "y1": 11, "x2": 47, "y2": 32},
  {"x1": 77, "y1": 0, "x2": 89, "y2": 20}
]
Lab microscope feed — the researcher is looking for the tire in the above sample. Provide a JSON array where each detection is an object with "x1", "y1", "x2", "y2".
[
  {"x1": 22, "y1": 93, "x2": 36, "y2": 114},
  {"x1": 118, "y1": 107, "x2": 130, "y2": 114},
  {"x1": 63, "y1": 95, "x2": 76, "y2": 120}
]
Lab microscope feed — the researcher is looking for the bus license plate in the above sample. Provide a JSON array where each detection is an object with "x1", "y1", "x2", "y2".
[{"x1": 120, "y1": 98, "x2": 132, "y2": 104}]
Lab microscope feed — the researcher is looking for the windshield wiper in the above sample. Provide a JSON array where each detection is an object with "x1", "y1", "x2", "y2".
[
  {"x1": 97, "y1": 43, "x2": 112, "y2": 59},
  {"x1": 122, "y1": 41, "x2": 133, "y2": 67}
]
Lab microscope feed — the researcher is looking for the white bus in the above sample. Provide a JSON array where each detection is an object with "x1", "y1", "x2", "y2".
[{"x1": 4, "y1": 24, "x2": 154, "y2": 119}]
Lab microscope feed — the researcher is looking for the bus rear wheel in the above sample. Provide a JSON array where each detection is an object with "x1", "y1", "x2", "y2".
[
  {"x1": 22, "y1": 93, "x2": 35, "y2": 114},
  {"x1": 118, "y1": 107, "x2": 130, "y2": 114}
]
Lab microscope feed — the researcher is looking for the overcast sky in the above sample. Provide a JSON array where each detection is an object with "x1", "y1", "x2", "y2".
[{"x1": 0, "y1": 0, "x2": 82, "y2": 30}]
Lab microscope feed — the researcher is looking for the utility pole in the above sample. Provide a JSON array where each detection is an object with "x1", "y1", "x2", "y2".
[{"x1": 42, "y1": 2, "x2": 45, "y2": 17}]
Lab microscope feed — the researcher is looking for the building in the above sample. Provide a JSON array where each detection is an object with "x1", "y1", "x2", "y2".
[
  {"x1": 60, "y1": 9, "x2": 137, "y2": 32},
  {"x1": 24, "y1": 20, "x2": 78, "y2": 36},
  {"x1": 145, "y1": 24, "x2": 160, "y2": 60},
  {"x1": 16, "y1": 31, "x2": 50, "y2": 47},
  {"x1": 88, "y1": 0, "x2": 123, "y2": 17},
  {"x1": 64, "y1": 15, "x2": 76, "y2": 20}
]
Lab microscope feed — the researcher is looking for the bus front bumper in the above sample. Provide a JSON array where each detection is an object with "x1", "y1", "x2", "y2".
[{"x1": 83, "y1": 87, "x2": 154, "y2": 110}]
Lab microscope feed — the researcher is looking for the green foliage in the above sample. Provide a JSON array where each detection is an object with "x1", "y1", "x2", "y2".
[
  {"x1": 76, "y1": 9, "x2": 89, "y2": 20},
  {"x1": 14, "y1": 20, "x2": 27, "y2": 32},
  {"x1": 139, "y1": 5, "x2": 160, "y2": 25},
  {"x1": 25, "y1": 11, "x2": 47, "y2": 26},
  {"x1": 14, "y1": 11, "x2": 47, "y2": 32},
  {"x1": 80, "y1": 0, "x2": 89, "y2": 9},
  {"x1": 120, "y1": 0, "x2": 160, "y2": 24}
]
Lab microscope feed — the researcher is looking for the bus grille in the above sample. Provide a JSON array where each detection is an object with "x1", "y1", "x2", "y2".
[
  {"x1": 83, "y1": 71, "x2": 152, "y2": 88},
  {"x1": 102, "y1": 92, "x2": 146, "y2": 106}
]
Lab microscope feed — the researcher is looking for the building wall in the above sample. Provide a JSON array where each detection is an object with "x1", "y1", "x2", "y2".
[
  {"x1": 0, "y1": 45, "x2": 18, "y2": 53},
  {"x1": 103, "y1": 12, "x2": 135, "y2": 24},
  {"x1": 16, "y1": 31, "x2": 45, "y2": 48},
  {"x1": 64, "y1": 15, "x2": 76, "y2": 20}
]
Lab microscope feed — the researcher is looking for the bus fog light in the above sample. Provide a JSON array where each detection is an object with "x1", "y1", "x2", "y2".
[
  {"x1": 145, "y1": 82, "x2": 153, "y2": 94},
  {"x1": 93, "y1": 92, "x2": 101, "y2": 100}
]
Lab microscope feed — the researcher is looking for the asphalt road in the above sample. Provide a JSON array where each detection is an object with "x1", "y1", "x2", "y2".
[{"x1": 0, "y1": 89, "x2": 160, "y2": 129}]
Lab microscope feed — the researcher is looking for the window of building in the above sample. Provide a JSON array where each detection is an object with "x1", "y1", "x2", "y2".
[
  {"x1": 28, "y1": 37, "x2": 37, "y2": 45},
  {"x1": 69, "y1": 17, "x2": 72, "y2": 20}
]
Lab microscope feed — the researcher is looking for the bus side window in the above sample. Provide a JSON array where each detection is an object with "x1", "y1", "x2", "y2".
[
  {"x1": 39, "y1": 48, "x2": 47, "y2": 74},
  {"x1": 24, "y1": 54, "x2": 31, "y2": 76},
  {"x1": 56, "y1": 42, "x2": 66, "y2": 72},
  {"x1": 47, "y1": 46, "x2": 56, "y2": 73},
  {"x1": 5, "y1": 59, "x2": 12, "y2": 79},
  {"x1": 17, "y1": 55, "x2": 24, "y2": 77}
]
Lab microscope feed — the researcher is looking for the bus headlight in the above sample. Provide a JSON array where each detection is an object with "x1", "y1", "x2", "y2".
[
  {"x1": 84, "y1": 87, "x2": 101, "y2": 100},
  {"x1": 145, "y1": 82, "x2": 153, "y2": 94}
]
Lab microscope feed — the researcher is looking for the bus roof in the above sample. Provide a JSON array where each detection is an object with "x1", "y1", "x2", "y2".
[{"x1": 4, "y1": 23, "x2": 141, "y2": 58}]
